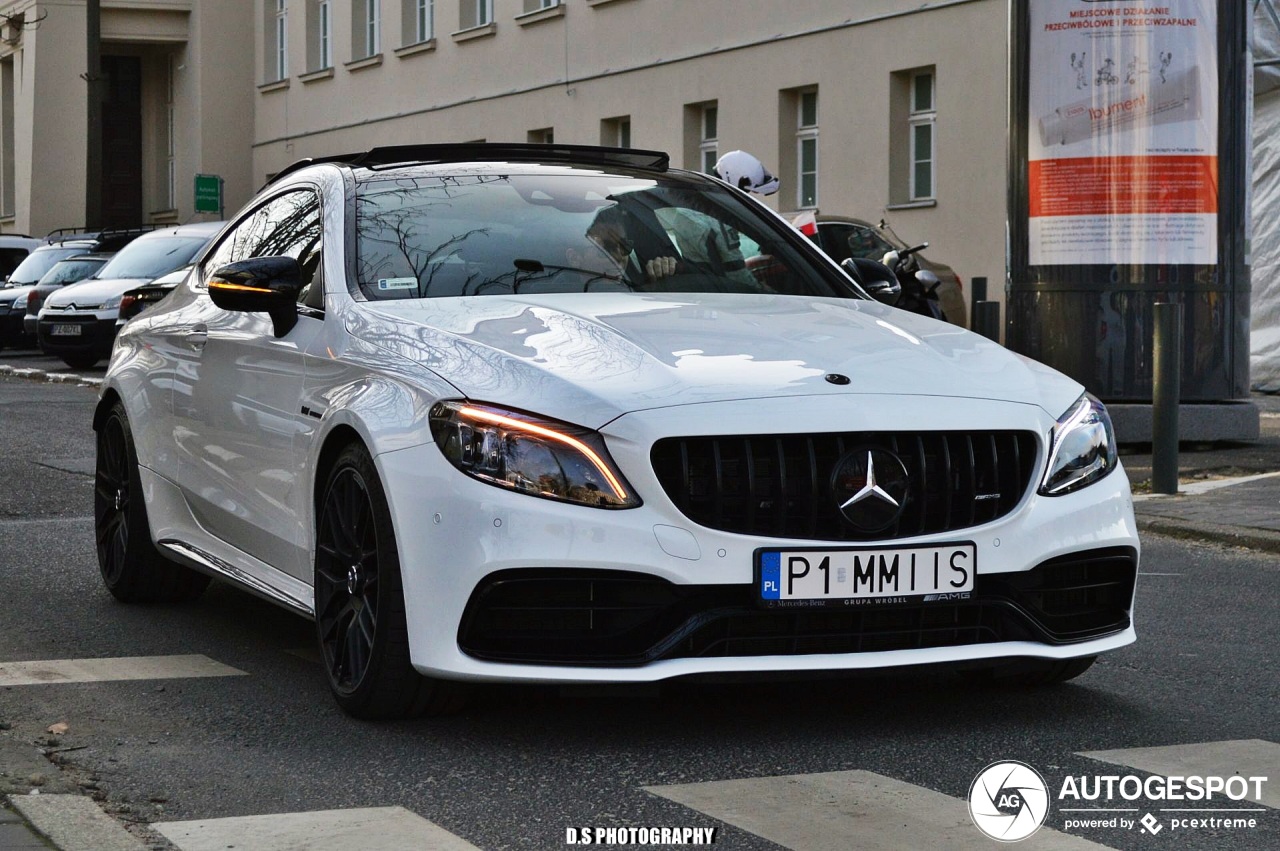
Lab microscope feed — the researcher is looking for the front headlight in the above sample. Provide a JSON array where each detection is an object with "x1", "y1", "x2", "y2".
[
  {"x1": 9, "y1": 294, "x2": 24, "y2": 310},
  {"x1": 101, "y1": 294, "x2": 123, "y2": 311},
  {"x1": 429, "y1": 401, "x2": 641, "y2": 509},
  {"x1": 1039, "y1": 393, "x2": 1118, "y2": 496}
]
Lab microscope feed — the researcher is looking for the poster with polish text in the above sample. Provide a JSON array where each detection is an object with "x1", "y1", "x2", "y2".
[{"x1": 1028, "y1": 1, "x2": 1218, "y2": 266}]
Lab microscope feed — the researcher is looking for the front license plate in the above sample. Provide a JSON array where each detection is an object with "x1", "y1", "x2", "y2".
[
  {"x1": 757, "y1": 543, "x2": 976, "y2": 607},
  {"x1": 50, "y1": 324, "x2": 82, "y2": 336}
]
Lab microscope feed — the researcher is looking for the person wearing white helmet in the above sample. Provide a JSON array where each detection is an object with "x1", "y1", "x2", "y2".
[{"x1": 713, "y1": 150, "x2": 780, "y2": 196}]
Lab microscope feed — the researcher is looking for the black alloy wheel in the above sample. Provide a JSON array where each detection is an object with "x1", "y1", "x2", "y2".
[
  {"x1": 314, "y1": 444, "x2": 469, "y2": 719},
  {"x1": 94, "y1": 402, "x2": 210, "y2": 603}
]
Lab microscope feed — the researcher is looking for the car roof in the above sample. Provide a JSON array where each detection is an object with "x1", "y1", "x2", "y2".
[{"x1": 268, "y1": 143, "x2": 670, "y2": 188}]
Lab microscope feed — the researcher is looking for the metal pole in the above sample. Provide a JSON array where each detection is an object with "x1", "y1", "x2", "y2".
[
  {"x1": 969, "y1": 276, "x2": 988, "y2": 328},
  {"x1": 85, "y1": 0, "x2": 102, "y2": 229},
  {"x1": 1152, "y1": 302, "x2": 1183, "y2": 494},
  {"x1": 973, "y1": 300, "x2": 1001, "y2": 343}
]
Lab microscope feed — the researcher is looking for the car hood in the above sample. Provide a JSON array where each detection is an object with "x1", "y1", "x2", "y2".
[
  {"x1": 45, "y1": 277, "x2": 152, "y2": 308},
  {"x1": 0, "y1": 284, "x2": 35, "y2": 304},
  {"x1": 351, "y1": 293, "x2": 1082, "y2": 428}
]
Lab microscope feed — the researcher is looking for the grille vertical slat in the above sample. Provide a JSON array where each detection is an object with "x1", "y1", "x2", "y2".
[{"x1": 652, "y1": 431, "x2": 1039, "y2": 542}]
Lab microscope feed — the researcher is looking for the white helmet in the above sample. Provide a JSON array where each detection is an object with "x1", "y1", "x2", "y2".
[{"x1": 714, "y1": 150, "x2": 779, "y2": 196}]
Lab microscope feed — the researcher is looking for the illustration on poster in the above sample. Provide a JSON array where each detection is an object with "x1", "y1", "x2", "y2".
[{"x1": 1040, "y1": 65, "x2": 1201, "y2": 146}]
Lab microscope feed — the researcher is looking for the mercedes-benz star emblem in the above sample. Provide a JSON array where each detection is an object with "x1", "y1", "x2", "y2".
[{"x1": 831, "y1": 447, "x2": 909, "y2": 532}]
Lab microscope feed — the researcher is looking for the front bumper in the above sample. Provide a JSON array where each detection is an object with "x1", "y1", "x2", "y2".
[
  {"x1": 374, "y1": 395, "x2": 1140, "y2": 684},
  {"x1": 37, "y1": 312, "x2": 119, "y2": 356}
]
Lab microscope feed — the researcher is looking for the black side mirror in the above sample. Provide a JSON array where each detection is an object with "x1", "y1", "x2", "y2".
[
  {"x1": 208, "y1": 256, "x2": 303, "y2": 337},
  {"x1": 841, "y1": 257, "x2": 901, "y2": 306}
]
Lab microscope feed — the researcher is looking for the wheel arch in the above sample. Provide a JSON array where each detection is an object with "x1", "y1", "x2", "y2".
[{"x1": 93, "y1": 387, "x2": 123, "y2": 432}]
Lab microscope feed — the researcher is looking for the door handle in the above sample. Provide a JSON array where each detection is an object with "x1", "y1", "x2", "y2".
[{"x1": 185, "y1": 325, "x2": 208, "y2": 351}]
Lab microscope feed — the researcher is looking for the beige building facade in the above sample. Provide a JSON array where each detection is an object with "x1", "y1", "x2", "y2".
[
  {"x1": 0, "y1": 0, "x2": 253, "y2": 237},
  {"x1": 2, "y1": 0, "x2": 1010, "y2": 299}
]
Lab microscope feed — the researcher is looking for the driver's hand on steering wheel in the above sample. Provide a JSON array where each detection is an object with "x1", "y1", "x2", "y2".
[{"x1": 644, "y1": 256, "x2": 678, "y2": 282}]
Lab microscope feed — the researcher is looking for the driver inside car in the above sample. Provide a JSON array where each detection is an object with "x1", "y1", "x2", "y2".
[{"x1": 570, "y1": 204, "x2": 679, "y2": 289}]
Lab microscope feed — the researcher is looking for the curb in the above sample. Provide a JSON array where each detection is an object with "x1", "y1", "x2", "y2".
[
  {"x1": 1136, "y1": 515, "x2": 1280, "y2": 555},
  {"x1": 6, "y1": 794, "x2": 147, "y2": 851},
  {"x1": 0, "y1": 365, "x2": 100, "y2": 389}
]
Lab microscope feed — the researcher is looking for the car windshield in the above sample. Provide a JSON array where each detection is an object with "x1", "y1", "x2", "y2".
[
  {"x1": 354, "y1": 170, "x2": 852, "y2": 300},
  {"x1": 97, "y1": 237, "x2": 209, "y2": 280},
  {"x1": 6, "y1": 247, "x2": 85, "y2": 285},
  {"x1": 36, "y1": 258, "x2": 108, "y2": 287}
]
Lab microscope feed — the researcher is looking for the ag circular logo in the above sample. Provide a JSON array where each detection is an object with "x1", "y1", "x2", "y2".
[
  {"x1": 968, "y1": 761, "x2": 1050, "y2": 842},
  {"x1": 830, "y1": 447, "x2": 909, "y2": 532}
]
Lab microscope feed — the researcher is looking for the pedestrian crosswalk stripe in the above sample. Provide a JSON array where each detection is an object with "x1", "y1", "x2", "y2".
[
  {"x1": 0, "y1": 655, "x2": 246, "y2": 687},
  {"x1": 1079, "y1": 740, "x2": 1280, "y2": 808},
  {"x1": 646, "y1": 770, "x2": 1114, "y2": 850},
  {"x1": 154, "y1": 806, "x2": 480, "y2": 851}
]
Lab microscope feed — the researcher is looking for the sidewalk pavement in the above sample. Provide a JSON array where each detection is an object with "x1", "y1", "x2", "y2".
[{"x1": 2, "y1": 366, "x2": 1279, "y2": 849}]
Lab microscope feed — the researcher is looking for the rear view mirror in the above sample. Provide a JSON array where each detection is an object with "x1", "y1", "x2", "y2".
[
  {"x1": 841, "y1": 257, "x2": 901, "y2": 306},
  {"x1": 208, "y1": 256, "x2": 303, "y2": 337}
]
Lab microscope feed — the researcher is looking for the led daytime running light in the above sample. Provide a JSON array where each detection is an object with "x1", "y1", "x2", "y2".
[{"x1": 457, "y1": 405, "x2": 631, "y2": 502}]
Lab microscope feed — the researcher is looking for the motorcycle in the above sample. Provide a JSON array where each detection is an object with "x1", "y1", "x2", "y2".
[{"x1": 839, "y1": 242, "x2": 945, "y2": 322}]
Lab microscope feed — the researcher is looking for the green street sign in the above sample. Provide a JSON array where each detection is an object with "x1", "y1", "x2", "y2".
[{"x1": 194, "y1": 174, "x2": 222, "y2": 214}]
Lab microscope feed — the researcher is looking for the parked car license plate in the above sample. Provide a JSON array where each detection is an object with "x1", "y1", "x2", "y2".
[
  {"x1": 50, "y1": 324, "x2": 82, "y2": 336},
  {"x1": 757, "y1": 543, "x2": 976, "y2": 607}
]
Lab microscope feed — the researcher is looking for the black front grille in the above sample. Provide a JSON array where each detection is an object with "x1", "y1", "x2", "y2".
[
  {"x1": 651, "y1": 431, "x2": 1040, "y2": 541},
  {"x1": 458, "y1": 549, "x2": 1137, "y2": 666}
]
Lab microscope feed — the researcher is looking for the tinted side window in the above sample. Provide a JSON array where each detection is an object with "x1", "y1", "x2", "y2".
[{"x1": 202, "y1": 190, "x2": 321, "y2": 291}]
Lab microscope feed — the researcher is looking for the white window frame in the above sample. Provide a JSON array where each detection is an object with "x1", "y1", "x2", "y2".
[
  {"x1": 273, "y1": 0, "x2": 288, "y2": 81},
  {"x1": 318, "y1": 0, "x2": 332, "y2": 68},
  {"x1": 908, "y1": 70, "x2": 936, "y2": 201},
  {"x1": 364, "y1": 0, "x2": 382, "y2": 56},
  {"x1": 475, "y1": 0, "x2": 493, "y2": 27},
  {"x1": 415, "y1": 0, "x2": 434, "y2": 43},
  {"x1": 525, "y1": 0, "x2": 560, "y2": 11},
  {"x1": 796, "y1": 90, "x2": 818, "y2": 209},
  {"x1": 699, "y1": 104, "x2": 718, "y2": 175}
]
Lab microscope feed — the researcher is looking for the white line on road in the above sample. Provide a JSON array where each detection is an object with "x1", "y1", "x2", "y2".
[
  {"x1": 1132, "y1": 470, "x2": 1280, "y2": 501},
  {"x1": 0, "y1": 655, "x2": 246, "y2": 687},
  {"x1": 155, "y1": 807, "x2": 480, "y2": 851},
  {"x1": 646, "y1": 770, "x2": 1113, "y2": 850},
  {"x1": 1079, "y1": 740, "x2": 1280, "y2": 809}
]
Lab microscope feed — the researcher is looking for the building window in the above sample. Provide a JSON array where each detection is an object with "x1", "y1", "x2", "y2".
[
  {"x1": 1, "y1": 56, "x2": 14, "y2": 218},
  {"x1": 265, "y1": 0, "x2": 288, "y2": 81},
  {"x1": 700, "y1": 105, "x2": 718, "y2": 174},
  {"x1": 523, "y1": 0, "x2": 560, "y2": 11},
  {"x1": 528, "y1": 128, "x2": 554, "y2": 144},
  {"x1": 404, "y1": 0, "x2": 434, "y2": 44},
  {"x1": 909, "y1": 70, "x2": 935, "y2": 200},
  {"x1": 460, "y1": 0, "x2": 493, "y2": 29},
  {"x1": 602, "y1": 116, "x2": 630, "y2": 148},
  {"x1": 166, "y1": 55, "x2": 176, "y2": 210},
  {"x1": 354, "y1": 0, "x2": 381, "y2": 58},
  {"x1": 796, "y1": 89, "x2": 818, "y2": 209},
  {"x1": 309, "y1": 0, "x2": 332, "y2": 69}
]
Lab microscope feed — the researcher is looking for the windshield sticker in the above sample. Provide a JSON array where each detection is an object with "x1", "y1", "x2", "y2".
[{"x1": 377, "y1": 277, "x2": 418, "y2": 291}]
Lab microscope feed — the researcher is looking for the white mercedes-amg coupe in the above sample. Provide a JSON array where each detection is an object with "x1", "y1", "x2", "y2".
[{"x1": 94, "y1": 144, "x2": 1138, "y2": 719}]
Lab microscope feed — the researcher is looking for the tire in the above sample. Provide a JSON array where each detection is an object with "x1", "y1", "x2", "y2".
[
  {"x1": 968, "y1": 656, "x2": 1097, "y2": 687},
  {"x1": 95, "y1": 402, "x2": 211, "y2": 603},
  {"x1": 62, "y1": 352, "x2": 101, "y2": 370},
  {"x1": 314, "y1": 444, "x2": 470, "y2": 720}
]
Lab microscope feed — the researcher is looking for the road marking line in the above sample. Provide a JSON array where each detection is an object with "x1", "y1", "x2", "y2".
[
  {"x1": 7, "y1": 793, "x2": 148, "y2": 851},
  {"x1": 646, "y1": 770, "x2": 1113, "y2": 850},
  {"x1": 154, "y1": 806, "x2": 480, "y2": 851},
  {"x1": 1079, "y1": 740, "x2": 1280, "y2": 808},
  {"x1": 0, "y1": 655, "x2": 246, "y2": 687}
]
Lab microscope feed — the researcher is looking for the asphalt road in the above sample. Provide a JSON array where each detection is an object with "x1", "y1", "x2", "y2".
[{"x1": 0, "y1": 375, "x2": 1277, "y2": 851}]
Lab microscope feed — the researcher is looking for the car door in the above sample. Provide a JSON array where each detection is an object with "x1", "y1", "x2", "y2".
[{"x1": 173, "y1": 189, "x2": 326, "y2": 580}]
